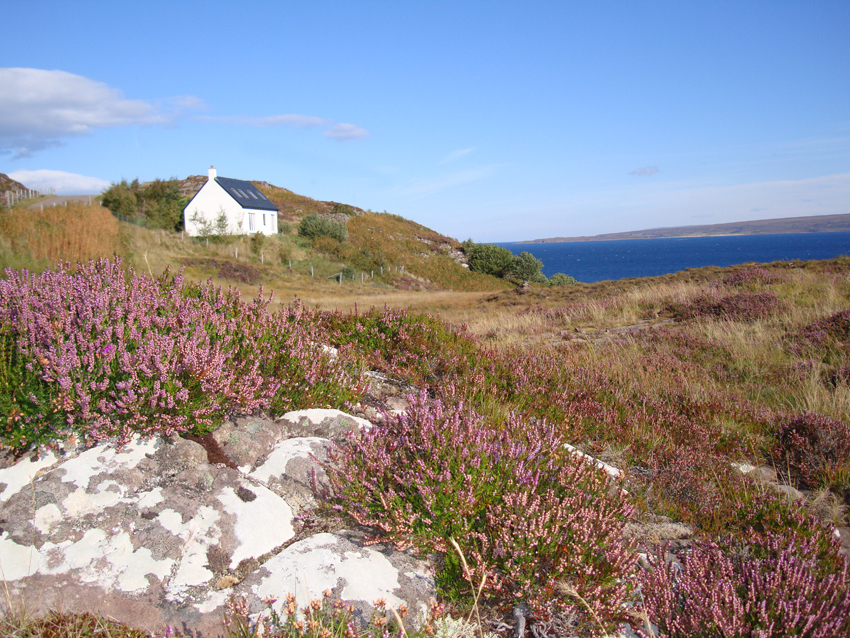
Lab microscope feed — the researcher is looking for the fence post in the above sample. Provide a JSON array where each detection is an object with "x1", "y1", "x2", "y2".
[
  {"x1": 235, "y1": 247, "x2": 238, "y2": 259},
  {"x1": 261, "y1": 252, "x2": 264, "y2": 265},
  {"x1": 339, "y1": 272, "x2": 342, "y2": 285},
  {"x1": 311, "y1": 265, "x2": 314, "y2": 278}
]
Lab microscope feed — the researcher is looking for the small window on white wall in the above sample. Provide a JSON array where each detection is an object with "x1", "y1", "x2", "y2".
[
  {"x1": 262, "y1": 214, "x2": 266, "y2": 225},
  {"x1": 248, "y1": 213, "x2": 255, "y2": 232}
]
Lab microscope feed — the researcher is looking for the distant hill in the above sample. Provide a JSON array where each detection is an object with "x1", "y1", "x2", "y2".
[{"x1": 520, "y1": 213, "x2": 850, "y2": 243}]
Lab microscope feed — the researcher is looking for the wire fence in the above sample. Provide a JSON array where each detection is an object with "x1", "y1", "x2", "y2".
[{"x1": 3, "y1": 187, "x2": 56, "y2": 207}]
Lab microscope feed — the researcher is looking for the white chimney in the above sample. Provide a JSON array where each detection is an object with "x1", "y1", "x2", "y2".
[{"x1": 208, "y1": 165, "x2": 217, "y2": 180}]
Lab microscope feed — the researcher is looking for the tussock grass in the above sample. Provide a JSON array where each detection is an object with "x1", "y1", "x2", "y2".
[{"x1": 0, "y1": 202, "x2": 121, "y2": 268}]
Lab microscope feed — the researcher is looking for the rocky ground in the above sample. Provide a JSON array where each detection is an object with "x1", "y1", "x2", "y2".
[{"x1": 1, "y1": 373, "x2": 846, "y2": 638}]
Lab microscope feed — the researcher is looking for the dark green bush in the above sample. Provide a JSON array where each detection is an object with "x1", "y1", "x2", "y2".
[
  {"x1": 100, "y1": 179, "x2": 138, "y2": 217},
  {"x1": 299, "y1": 213, "x2": 348, "y2": 242},
  {"x1": 466, "y1": 243, "x2": 515, "y2": 277},
  {"x1": 100, "y1": 178, "x2": 186, "y2": 230}
]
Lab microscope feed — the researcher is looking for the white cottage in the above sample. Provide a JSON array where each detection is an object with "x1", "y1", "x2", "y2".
[{"x1": 183, "y1": 166, "x2": 279, "y2": 236}]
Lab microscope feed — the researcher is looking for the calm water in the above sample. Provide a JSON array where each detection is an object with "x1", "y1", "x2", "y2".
[{"x1": 499, "y1": 232, "x2": 850, "y2": 283}]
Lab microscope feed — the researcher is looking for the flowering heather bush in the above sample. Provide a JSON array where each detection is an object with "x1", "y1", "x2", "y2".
[
  {"x1": 771, "y1": 411, "x2": 850, "y2": 490},
  {"x1": 666, "y1": 291, "x2": 785, "y2": 323},
  {"x1": 797, "y1": 307, "x2": 850, "y2": 353},
  {"x1": 325, "y1": 393, "x2": 636, "y2": 631},
  {"x1": 318, "y1": 307, "x2": 478, "y2": 388},
  {"x1": 723, "y1": 267, "x2": 785, "y2": 287},
  {"x1": 639, "y1": 531, "x2": 850, "y2": 638},
  {"x1": 724, "y1": 493, "x2": 847, "y2": 570},
  {"x1": 0, "y1": 259, "x2": 357, "y2": 451}
]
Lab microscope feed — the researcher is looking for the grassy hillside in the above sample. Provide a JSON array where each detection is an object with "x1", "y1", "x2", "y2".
[{"x1": 0, "y1": 189, "x2": 509, "y2": 295}]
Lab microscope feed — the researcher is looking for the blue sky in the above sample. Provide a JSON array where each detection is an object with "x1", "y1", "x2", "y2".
[{"x1": 1, "y1": 1, "x2": 848, "y2": 242}]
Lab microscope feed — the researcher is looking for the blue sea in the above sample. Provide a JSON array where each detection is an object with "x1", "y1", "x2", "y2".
[{"x1": 499, "y1": 232, "x2": 850, "y2": 283}]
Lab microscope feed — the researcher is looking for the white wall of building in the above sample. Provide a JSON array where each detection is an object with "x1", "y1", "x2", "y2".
[{"x1": 183, "y1": 168, "x2": 278, "y2": 237}]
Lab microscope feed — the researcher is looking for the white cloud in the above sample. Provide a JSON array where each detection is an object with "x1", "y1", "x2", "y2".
[
  {"x1": 393, "y1": 165, "x2": 499, "y2": 198},
  {"x1": 325, "y1": 123, "x2": 370, "y2": 142},
  {"x1": 0, "y1": 68, "x2": 201, "y2": 158},
  {"x1": 629, "y1": 166, "x2": 660, "y2": 176},
  {"x1": 7, "y1": 169, "x2": 111, "y2": 195},
  {"x1": 440, "y1": 147, "x2": 474, "y2": 164},
  {"x1": 199, "y1": 114, "x2": 330, "y2": 127}
]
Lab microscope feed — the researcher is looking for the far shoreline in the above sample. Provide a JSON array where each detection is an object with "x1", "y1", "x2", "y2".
[{"x1": 512, "y1": 213, "x2": 850, "y2": 244}]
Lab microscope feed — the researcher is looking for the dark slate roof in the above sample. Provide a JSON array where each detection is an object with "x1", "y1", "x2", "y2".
[{"x1": 215, "y1": 177, "x2": 278, "y2": 211}]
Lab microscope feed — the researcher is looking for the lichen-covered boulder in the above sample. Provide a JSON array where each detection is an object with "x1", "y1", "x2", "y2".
[{"x1": 0, "y1": 410, "x2": 435, "y2": 637}]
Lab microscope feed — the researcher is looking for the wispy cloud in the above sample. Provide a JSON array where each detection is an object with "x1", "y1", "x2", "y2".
[
  {"x1": 198, "y1": 114, "x2": 330, "y2": 127},
  {"x1": 629, "y1": 166, "x2": 660, "y2": 176},
  {"x1": 8, "y1": 169, "x2": 111, "y2": 194},
  {"x1": 393, "y1": 165, "x2": 499, "y2": 198},
  {"x1": 325, "y1": 123, "x2": 370, "y2": 142},
  {"x1": 440, "y1": 147, "x2": 474, "y2": 164},
  {"x1": 201, "y1": 113, "x2": 370, "y2": 142},
  {"x1": 0, "y1": 68, "x2": 201, "y2": 158}
]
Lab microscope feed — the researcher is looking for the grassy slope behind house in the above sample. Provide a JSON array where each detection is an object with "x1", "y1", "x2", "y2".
[{"x1": 0, "y1": 188, "x2": 511, "y2": 298}]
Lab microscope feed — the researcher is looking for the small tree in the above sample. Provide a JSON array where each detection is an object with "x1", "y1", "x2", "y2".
[
  {"x1": 100, "y1": 180, "x2": 138, "y2": 217},
  {"x1": 190, "y1": 210, "x2": 213, "y2": 238},
  {"x1": 214, "y1": 208, "x2": 229, "y2": 235},
  {"x1": 467, "y1": 243, "x2": 515, "y2": 277},
  {"x1": 505, "y1": 251, "x2": 545, "y2": 284}
]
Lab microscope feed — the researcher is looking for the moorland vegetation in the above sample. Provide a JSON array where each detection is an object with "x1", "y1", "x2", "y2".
[{"x1": 0, "y1": 185, "x2": 849, "y2": 637}]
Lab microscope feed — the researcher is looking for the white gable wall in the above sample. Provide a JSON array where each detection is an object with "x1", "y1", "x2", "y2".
[{"x1": 184, "y1": 180, "x2": 278, "y2": 237}]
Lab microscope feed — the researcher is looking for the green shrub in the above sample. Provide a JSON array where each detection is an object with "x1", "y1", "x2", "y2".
[
  {"x1": 299, "y1": 213, "x2": 348, "y2": 242},
  {"x1": 466, "y1": 243, "x2": 515, "y2": 277},
  {"x1": 100, "y1": 178, "x2": 186, "y2": 230},
  {"x1": 549, "y1": 272, "x2": 577, "y2": 286},
  {"x1": 250, "y1": 233, "x2": 265, "y2": 255}
]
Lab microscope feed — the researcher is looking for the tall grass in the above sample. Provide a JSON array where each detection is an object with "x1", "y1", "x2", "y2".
[{"x1": 0, "y1": 202, "x2": 122, "y2": 268}]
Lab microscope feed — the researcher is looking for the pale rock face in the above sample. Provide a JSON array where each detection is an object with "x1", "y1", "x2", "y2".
[{"x1": 0, "y1": 411, "x2": 434, "y2": 637}]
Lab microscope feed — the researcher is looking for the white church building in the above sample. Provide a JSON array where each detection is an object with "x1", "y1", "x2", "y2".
[{"x1": 183, "y1": 167, "x2": 279, "y2": 236}]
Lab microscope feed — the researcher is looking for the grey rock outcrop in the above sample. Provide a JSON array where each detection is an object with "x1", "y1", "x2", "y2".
[{"x1": 0, "y1": 409, "x2": 434, "y2": 637}]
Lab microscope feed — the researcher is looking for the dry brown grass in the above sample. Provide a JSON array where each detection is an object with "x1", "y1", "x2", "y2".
[{"x1": 0, "y1": 203, "x2": 122, "y2": 267}]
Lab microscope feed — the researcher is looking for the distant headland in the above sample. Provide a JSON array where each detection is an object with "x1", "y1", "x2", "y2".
[{"x1": 518, "y1": 213, "x2": 850, "y2": 244}]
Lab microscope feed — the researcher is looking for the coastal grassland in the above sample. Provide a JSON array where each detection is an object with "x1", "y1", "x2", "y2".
[{"x1": 2, "y1": 257, "x2": 850, "y2": 637}]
